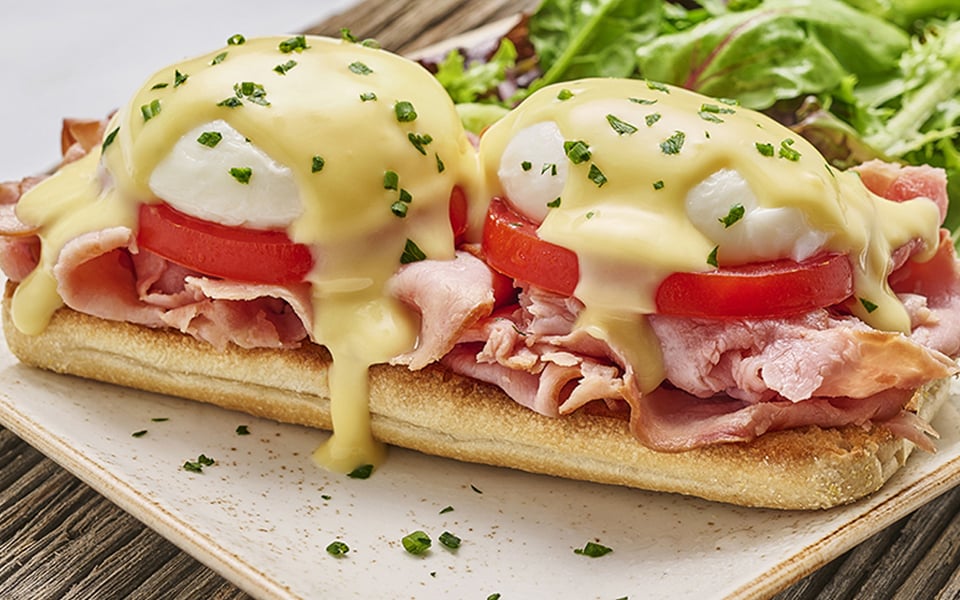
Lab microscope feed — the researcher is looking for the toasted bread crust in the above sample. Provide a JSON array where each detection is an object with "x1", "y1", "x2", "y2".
[{"x1": 2, "y1": 281, "x2": 950, "y2": 509}]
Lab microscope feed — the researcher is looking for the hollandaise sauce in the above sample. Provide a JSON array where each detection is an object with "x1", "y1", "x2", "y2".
[
  {"x1": 479, "y1": 79, "x2": 942, "y2": 392},
  {"x1": 11, "y1": 35, "x2": 477, "y2": 473}
]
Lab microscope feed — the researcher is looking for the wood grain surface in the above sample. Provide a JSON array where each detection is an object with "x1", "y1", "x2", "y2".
[{"x1": 2, "y1": 0, "x2": 959, "y2": 598}]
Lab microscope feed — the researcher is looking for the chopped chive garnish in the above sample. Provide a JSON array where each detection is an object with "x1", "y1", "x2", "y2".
[
  {"x1": 312, "y1": 155, "x2": 325, "y2": 173},
  {"x1": 646, "y1": 80, "x2": 670, "y2": 93},
  {"x1": 229, "y1": 167, "x2": 252, "y2": 184},
  {"x1": 557, "y1": 88, "x2": 574, "y2": 101},
  {"x1": 279, "y1": 35, "x2": 309, "y2": 53},
  {"x1": 349, "y1": 61, "x2": 373, "y2": 75},
  {"x1": 384, "y1": 170, "x2": 399, "y2": 190},
  {"x1": 707, "y1": 246, "x2": 719, "y2": 268},
  {"x1": 394, "y1": 100, "x2": 417, "y2": 122},
  {"x1": 587, "y1": 164, "x2": 607, "y2": 187},
  {"x1": 407, "y1": 132, "x2": 433, "y2": 155},
  {"x1": 401, "y1": 239, "x2": 427, "y2": 264},
  {"x1": 564, "y1": 140, "x2": 592, "y2": 164},
  {"x1": 132, "y1": 430, "x2": 147, "y2": 438},
  {"x1": 755, "y1": 142, "x2": 775, "y2": 157},
  {"x1": 234, "y1": 81, "x2": 270, "y2": 106},
  {"x1": 151, "y1": 417, "x2": 169, "y2": 422},
  {"x1": 274, "y1": 60, "x2": 298, "y2": 75},
  {"x1": 719, "y1": 204, "x2": 745, "y2": 228},
  {"x1": 326, "y1": 540, "x2": 350, "y2": 557},
  {"x1": 101, "y1": 127, "x2": 120, "y2": 153},
  {"x1": 521, "y1": 161, "x2": 532, "y2": 171},
  {"x1": 439, "y1": 531, "x2": 461, "y2": 550},
  {"x1": 547, "y1": 197, "x2": 561, "y2": 208},
  {"x1": 471, "y1": 484, "x2": 483, "y2": 494},
  {"x1": 698, "y1": 110, "x2": 724, "y2": 123},
  {"x1": 340, "y1": 28, "x2": 359, "y2": 42},
  {"x1": 606, "y1": 114, "x2": 637, "y2": 135},
  {"x1": 586, "y1": 210, "x2": 596, "y2": 219},
  {"x1": 235, "y1": 425, "x2": 250, "y2": 435},
  {"x1": 360, "y1": 91, "x2": 377, "y2": 102},
  {"x1": 402, "y1": 531, "x2": 432, "y2": 555},
  {"x1": 217, "y1": 96, "x2": 242, "y2": 108},
  {"x1": 173, "y1": 70, "x2": 189, "y2": 87},
  {"x1": 210, "y1": 52, "x2": 228, "y2": 65},
  {"x1": 398, "y1": 188, "x2": 412, "y2": 204},
  {"x1": 700, "y1": 103, "x2": 735, "y2": 115},
  {"x1": 574, "y1": 541, "x2": 613, "y2": 557},
  {"x1": 140, "y1": 99, "x2": 161, "y2": 122},
  {"x1": 183, "y1": 454, "x2": 215, "y2": 473},
  {"x1": 860, "y1": 298, "x2": 879, "y2": 313},
  {"x1": 196, "y1": 131, "x2": 222, "y2": 147},
  {"x1": 151, "y1": 82, "x2": 169, "y2": 90},
  {"x1": 660, "y1": 130, "x2": 686, "y2": 155},
  {"x1": 391, "y1": 201, "x2": 409, "y2": 217},
  {"x1": 439, "y1": 506, "x2": 454, "y2": 514},
  {"x1": 347, "y1": 464, "x2": 374, "y2": 479},
  {"x1": 629, "y1": 97, "x2": 657, "y2": 105},
  {"x1": 645, "y1": 113, "x2": 661, "y2": 127},
  {"x1": 227, "y1": 33, "x2": 246, "y2": 45},
  {"x1": 779, "y1": 138, "x2": 801, "y2": 161},
  {"x1": 435, "y1": 153, "x2": 445, "y2": 173},
  {"x1": 541, "y1": 163, "x2": 557, "y2": 176},
  {"x1": 653, "y1": 180, "x2": 664, "y2": 190}
]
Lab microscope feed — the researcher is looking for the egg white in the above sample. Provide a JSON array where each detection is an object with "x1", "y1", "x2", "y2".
[
  {"x1": 149, "y1": 119, "x2": 302, "y2": 229},
  {"x1": 497, "y1": 121, "x2": 568, "y2": 223}
]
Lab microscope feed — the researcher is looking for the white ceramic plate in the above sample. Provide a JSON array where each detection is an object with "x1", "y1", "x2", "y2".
[{"x1": 2, "y1": 322, "x2": 960, "y2": 599}]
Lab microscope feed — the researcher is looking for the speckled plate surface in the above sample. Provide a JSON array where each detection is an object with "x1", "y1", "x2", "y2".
[{"x1": 2, "y1": 323, "x2": 960, "y2": 599}]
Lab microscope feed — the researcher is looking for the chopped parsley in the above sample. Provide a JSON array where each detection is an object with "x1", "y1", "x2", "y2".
[
  {"x1": 173, "y1": 69, "x2": 189, "y2": 88},
  {"x1": 541, "y1": 163, "x2": 558, "y2": 176},
  {"x1": 394, "y1": 100, "x2": 418, "y2": 122},
  {"x1": 182, "y1": 454, "x2": 215, "y2": 473},
  {"x1": 707, "y1": 245, "x2": 719, "y2": 268},
  {"x1": 347, "y1": 464, "x2": 374, "y2": 479},
  {"x1": 719, "y1": 204, "x2": 745, "y2": 228},
  {"x1": 101, "y1": 127, "x2": 120, "y2": 153},
  {"x1": 606, "y1": 114, "x2": 638, "y2": 135},
  {"x1": 521, "y1": 160, "x2": 532, "y2": 171},
  {"x1": 274, "y1": 60, "x2": 298, "y2": 75},
  {"x1": 229, "y1": 167, "x2": 252, "y2": 184},
  {"x1": 196, "y1": 131, "x2": 223, "y2": 148},
  {"x1": 564, "y1": 140, "x2": 592, "y2": 164},
  {"x1": 653, "y1": 180, "x2": 664, "y2": 190},
  {"x1": 407, "y1": 132, "x2": 433, "y2": 155},
  {"x1": 547, "y1": 197, "x2": 562, "y2": 208},
  {"x1": 132, "y1": 430, "x2": 148, "y2": 438},
  {"x1": 574, "y1": 541, "x2": 613, "y2": 557},
  {"x1": 859, "y1": 297, "x2": 879, "y2": 313},
  {"x1": 487, "y1": 595, "x2": 502, "y2": 600},
  {"x1": 349, "y1": 61, "x2": 374, "y2": 75},
  {"x1": 435, "y1": 153, "x2": 445, "y2": 173},
  {"x1": 660, "y1": 130, "x2": 686, "y2": 155},
  {"x1": 557, "y1": 88, "x2": 574, "y2": 101},
  {"x1": 235, "y1": 425, "x2": 250, "y2": 435},
  {"x1": 359, "y1": 91, "x2": 377, "y2": 102},
  {"x1": 326, "y1": 540, "x2": 350, "y2": 557},
  {"x1": 402, "y1": 531, "x2": 432, "y2": 555},
  {"x1": 210, "y1": 52, "x2": 228, "y2": 66},
  {"x1": 439, "y1": 505, "x2": 454, "y2": 514},
  {"x1": 401, "y1": 239, "x2": 426, "y2": 263},
  {"x1": 645, "y1": 113, "x2": 661, "y2": 127},
  {"x1": 312, "y1": 155, "x2": 325, "y2": 173},
  {"x1": 755, "y1": 142, "x2": 775, "y2": 157},
  {"x1": 279, "y1": 35, "x2": 309, "y2": 53},
  {"x1": 438, "y1": 531, "x2": 461, "y2": 550},
  {"x1": 779, "y1": 138, "x2": 802, "y2": 161},
  {"x1": 227, "y1": 33, "x2": 246, "y2": 45},
  {"x1": 140, "y1": 99, "x2": 161, "y2": 122},
  {"x1": 587, "y1": 164, "x2": 608, "y2": 187},
  {"x1": 217, "y1": 96, "x2": 242, "y2": 108}
]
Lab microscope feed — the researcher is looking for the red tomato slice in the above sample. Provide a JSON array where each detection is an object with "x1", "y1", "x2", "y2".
[
  {"x1": 449, "y1": 185, "x2": 469, "y2": 244},
  {"x1": 137, "y1": 203, "x2": 314, "y2": 284},
  {"x1": 482, "y1": 197, "x2": 855, "y2": 318},
  {"x1": 655, "y1": 253, "x2": 854, "y2": 318},
  {"x1": 481, "y1": 197, "x2": 579, "y2": 296}
]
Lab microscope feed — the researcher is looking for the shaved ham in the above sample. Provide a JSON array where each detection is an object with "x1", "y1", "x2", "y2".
[{"x1": 855, "y1": 159, "x2": 949, "y2": 223}]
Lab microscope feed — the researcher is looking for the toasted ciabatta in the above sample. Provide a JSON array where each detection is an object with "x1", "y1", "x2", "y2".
[{"x1": 3, "y1": 281, "x2": 952, "y2": 509}]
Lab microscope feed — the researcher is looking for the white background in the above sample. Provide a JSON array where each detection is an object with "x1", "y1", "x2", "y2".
[{"x1": 0, "y1": 0, "x2": 360, "y2": 181}]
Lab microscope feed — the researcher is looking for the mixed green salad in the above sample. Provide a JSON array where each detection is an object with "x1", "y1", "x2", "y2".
[{"x1": 428, "y1": 0, "x2": 960, "y2": 243}]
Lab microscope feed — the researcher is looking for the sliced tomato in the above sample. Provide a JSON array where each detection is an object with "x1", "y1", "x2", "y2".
[
  {"x1": 137, "y1": 203, "x2": 313, "y2": 284},
  {"x1": 655, "y1": 253, "x2": 854, "y2": 319},
  {"x1": 481, "y1": 197, "x2": 579, "y2": 296},
  {"x1": 482, "y1": 197, "x2": 855, "y2": 318},
  {"x1": 449, "y1": 185, "x2": 469, "y2": 244}
]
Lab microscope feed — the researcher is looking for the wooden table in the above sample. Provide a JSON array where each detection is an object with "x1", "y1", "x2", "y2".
[{"x1": 3, "y1": 1, "x2": 960, "y2": 597}]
